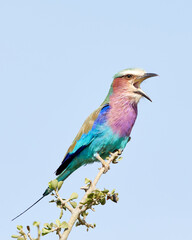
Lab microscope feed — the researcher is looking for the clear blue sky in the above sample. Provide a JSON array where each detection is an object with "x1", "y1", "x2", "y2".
[{"x1": 1, "y1": 0, "x2": 192, "y2": 239}]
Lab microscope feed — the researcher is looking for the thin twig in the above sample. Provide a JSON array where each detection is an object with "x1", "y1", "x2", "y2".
[
  {"x1": 46, "y1": 227, "x2": 62, "y2": 237},
  {"x1": 27, "y1": 232, "x2": 33, "y2": 240},
  {"x1": 77, "y1": 216, "x2": 95, "y2": 229},
  {"x1": 37, "y1": 225, "x2": 41, "y2": 240},
  {"x1": 60, "y1": 150, "x2": 121, "y2": 240},
  {"x1": 57, "y1": 229, "x2": 62, "y2": 238},
  {"x1": 20, "y1": 229, "x2": 28, "y2": 240},
  {"x1": 55, "y1": 190, "x2": 74, "y2": 213}
]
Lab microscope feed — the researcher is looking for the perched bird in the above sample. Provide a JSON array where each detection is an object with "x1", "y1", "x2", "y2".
[{"x1": 12, "y1": 68, "x2": 158, "y2": 220}]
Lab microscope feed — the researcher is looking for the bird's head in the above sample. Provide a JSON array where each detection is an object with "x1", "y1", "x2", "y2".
[{"x1": 112, "y1": 68, "x2": 158, "y2": 103}]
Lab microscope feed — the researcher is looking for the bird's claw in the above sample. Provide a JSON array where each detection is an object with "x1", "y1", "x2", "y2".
[
  {"x1": 117, "y1": 149, "x2": 123, "y2": 155},
  {"x1": 109, "y1": 149, "x2": 122, "y2": 156},
  {"x1": 109, "y1": 149, "x2": 123, "y2": 164}
]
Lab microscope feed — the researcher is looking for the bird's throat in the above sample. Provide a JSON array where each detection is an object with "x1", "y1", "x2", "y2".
[{"x1": 108, "y1": 94, "x2": 138, "y2": 137}]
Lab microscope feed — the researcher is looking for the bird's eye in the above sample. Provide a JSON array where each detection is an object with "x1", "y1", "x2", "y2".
[{"x1": 126, "y1": 74, "x2": 133, "y2": 78}]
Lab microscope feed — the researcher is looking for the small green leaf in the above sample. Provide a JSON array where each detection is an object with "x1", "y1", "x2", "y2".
[
  {"x1": 16, "y1": 225, "x2": 23, "y2": 231},
  {"x1": 60, "y1": 221, "x2": 68, "y2": 229},
  {"x1": 94, "y1": 189, "x2": 100, "y2": 195},
  {"x1": 49, "y1": 179, "x2": 58, "y2": 190},
  {"x1": 87, "y1": 193, "x2": 94, "y2": 199},
  {"x1": 59, "y1": 209, "x2": 63, "y2": 219},
  {"x1": 102, "y1": 189, "x2": 109, "y2": 194},
  {"x1": 33, "y1": 221, "x2": 40, "y2": 227},
  {"x1": 85, "y1": 178, "x2": 91, "y2": 184},
  {"x1": 42, "y1": 228, "x2": 51, "y2": 236},
  {"x1": 81, "y1": 211, "x2": 88, "y2": 218},
  {"x1": 62, "y1": 205, "x2": 67, "y2": 211},
  {"x1": 56, "y1": 200, "x2": 61, "y2": 206},
  {"x1": 17, "y1": 237, "x2": 24, "y2": 240},
  {"x1": 56, "y1": 219, "x2": 60, "y2": 226},
  {"x1": 111, "y1": 189, "x2": 115, "y2": 195},
  {"x1": 43, "y1": 223, "x2": 52, "y2": 230},
  {"x1": 11, "y1": 235, "x2": 19, "y2": 238},
  {"x1": 70, "y1": 192, "x2": 78, "y2": 200},
  {"x1": 100, "y1": 198, "x2": 106, "y2": 205},
  {"x1": 58, "y1": 181, "x2": 64, "y2": 190},
  {"x1": 82, "y1": 198, "x2": 92, "y2": 205},
  {"x1": 70, "y1": 201, "x2": 77, "y2": 208}
]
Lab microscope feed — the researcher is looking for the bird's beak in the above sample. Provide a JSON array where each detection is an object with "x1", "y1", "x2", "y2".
[
  {"x1": 133, "y1": 72, "x2": 158, "y2": 102},
  {"x1": 138, "y1": 72, "x2": 158, "y2": 81}
]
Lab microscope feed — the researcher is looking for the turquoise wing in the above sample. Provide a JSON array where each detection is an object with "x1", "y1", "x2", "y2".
[{"x1": 55, "y1": 104, "x2": 109, "y2": 175}]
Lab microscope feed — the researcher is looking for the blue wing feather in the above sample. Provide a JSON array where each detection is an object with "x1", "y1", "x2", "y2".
[{"x1": 55, "y1": 104, "x2": 110, "y2": 175}]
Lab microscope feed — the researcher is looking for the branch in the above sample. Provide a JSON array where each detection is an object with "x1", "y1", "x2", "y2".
[
  {"x1": 60, "y1": 150, "x2": 122, "y2": 240},
  {"x1": 55, "y1": 189, "x2": 74, "y2": 213},
  {"x1": 12, "y1": 150, "x2": 122, "y2": 240}
]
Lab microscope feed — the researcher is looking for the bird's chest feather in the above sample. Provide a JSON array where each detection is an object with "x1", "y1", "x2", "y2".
[
  {"x1": 89, "y1": 99, "x2": 137, "y2": 159},
  {"x1": 107, "y1": 96, "x2": 138, "y2": 138},
  {"x1": 75, "y1": 99, "x2": 137, "y2": 163}
]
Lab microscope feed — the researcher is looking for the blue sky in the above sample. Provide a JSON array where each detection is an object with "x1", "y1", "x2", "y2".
[{"x1": 1, "y1": 0, "x2": 192, "y2": 239}]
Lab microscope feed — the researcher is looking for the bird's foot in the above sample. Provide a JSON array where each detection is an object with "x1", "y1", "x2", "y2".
[
  {"x1": 110, "y1": 149, "x2": 123, "y2": 156},
  {"x1": 95, "y1": 153, "x2": 110, "y2": 173},
  {"x1": 109, "y1": 150, "x2": 123, "y2": 164},
  {"x1": 118, "y1": 149, "x2": 123, "y2": 155}
]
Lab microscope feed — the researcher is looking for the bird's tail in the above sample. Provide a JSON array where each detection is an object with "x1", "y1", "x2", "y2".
[
  {"x1": 11, "y1": 187, "x2": 53, "y2": 221},
  {"x1": 12, "y1": 169, "x2": 72, "y2": 221}
]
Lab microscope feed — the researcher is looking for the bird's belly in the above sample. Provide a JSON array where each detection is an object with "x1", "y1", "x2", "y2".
[{"x1": 77, "y1": 126, "x2": 129, "y2": 165}]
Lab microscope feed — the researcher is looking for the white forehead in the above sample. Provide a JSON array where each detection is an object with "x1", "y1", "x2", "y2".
[{"x1": 113, "y1": 68, "x2": 146, "y2": 79}]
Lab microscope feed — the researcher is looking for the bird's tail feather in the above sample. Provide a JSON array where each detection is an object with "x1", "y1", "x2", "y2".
[
  {"x1": 11, "y1": 195, "x2": 45, "y2": 221},
  {"x1": 12, "y1": 171, "x2": 71, "y2": 221},
  {"x1": 12, "y1": 169, "x2": 71, "y2": 221},
  {"x1": 11, "y1": 187, "x2": 53, "y2": 221}
]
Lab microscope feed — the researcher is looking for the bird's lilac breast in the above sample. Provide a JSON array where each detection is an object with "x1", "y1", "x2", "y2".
[{"x1": 107, "y1": 96, "x2": 138, "y2": 137}]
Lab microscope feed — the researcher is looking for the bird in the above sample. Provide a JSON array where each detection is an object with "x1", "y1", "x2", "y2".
[{"x1": 12, "y1": 68, "x2": 158, "y2": 221}]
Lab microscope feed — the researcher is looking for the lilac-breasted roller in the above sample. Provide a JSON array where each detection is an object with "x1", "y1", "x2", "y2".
[{"x1": 12, "y1": 68, "x2": 158, "y2": 220}]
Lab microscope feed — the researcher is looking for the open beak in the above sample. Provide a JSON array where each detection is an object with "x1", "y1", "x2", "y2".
[
  {"x1": 142, "y1": 72, "x2": 158, "y2": 79},
  {"x1": 134, "y1": 72, "x2": 158, "y2": 102}
]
